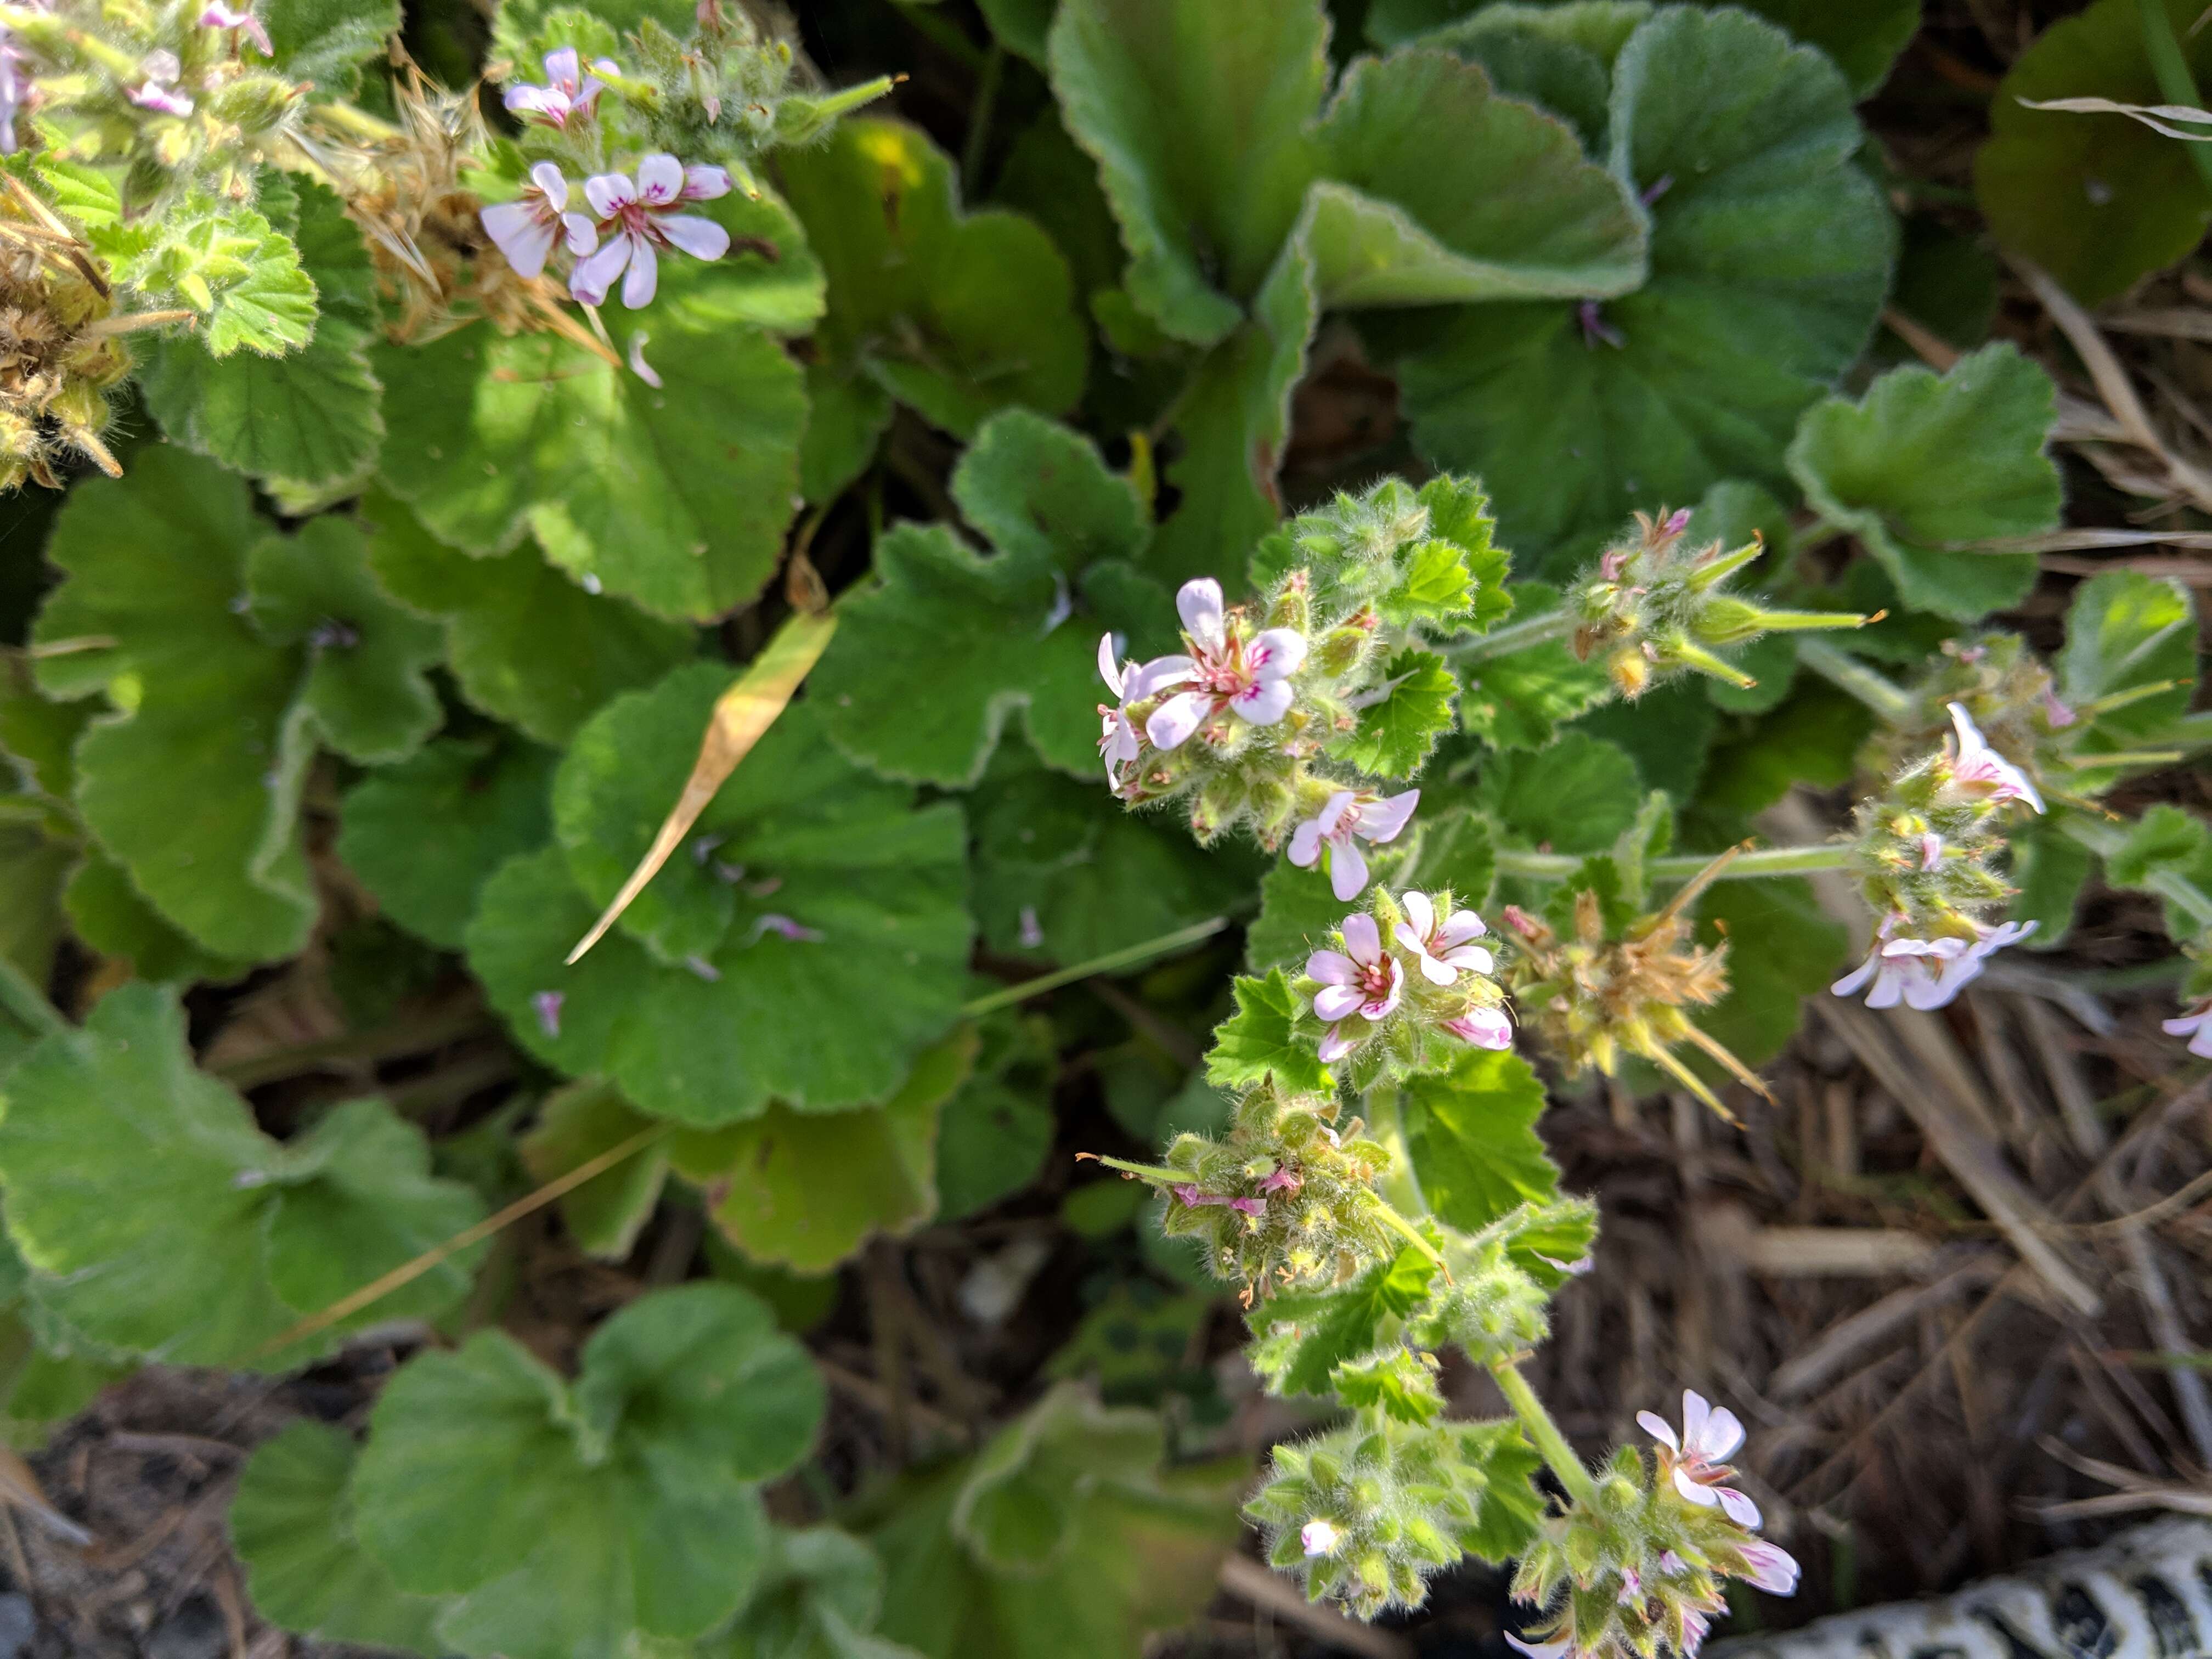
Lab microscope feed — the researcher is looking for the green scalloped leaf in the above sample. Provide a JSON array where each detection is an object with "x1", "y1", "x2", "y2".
[
  {"x1": 968, "y1": 757, "x2": 1251, "y2": 965},
  {"x1": 232, "y1": 1420, "x2": 448, "y2": 1655},
  {"x1": 61, "y1": 853, "x2": 250, "y2": 984},
  {"x1": 32, "y1": 451, "x2": 311, "y2": 961},
  {"x1": 709, "y1": 1526, "x2": 922, "y2": 1659},
  {"x1": 518, "y1": 1079, "x2": 670, "y2": 1261},
  {"x1": 1248, "y1": 1246, "x2": 1436, "y2": 1400},
  {"x1": 857, "y1": 1385, "x2": 1244, "y2": 1659},
  {"x1": 1305, "y1": 46, "x2": 1644, "y2": 308},
  {"x1": 374, "y1": 273, "x2": 808, "y2": 622},
  {"x1": 1787, "y1": 343, "x2": 2057, "y2": 622},
  {"x1": 139, "y1": 179, "x2": 382, "y2": 503},
  {"x1": 354, "y1": 1284, "x2": 820, "y2": 1659},
  {"x1": 2108, "y1": 804, "x2": 2212, "y2": 941},
  {"x1": 668, "y1": 1028, "x2": 973, "y2": 1273},
  {"x1": 1458, "y1": 583, "x2": 1616, "y2": 751},
  {"x1": 1976, "y1": 0, "x2": 2212, "y2": 307},
  {"x1": 1398, "y1": 1047, "x2": 1561, "y2": 1232},
  {"x1": 1469, "y1": 730, "x2": 1643, "y2": 853},
  {"x1": 2058, "y1": 569, "x2": 2199, "y2": 746},
  {"x1": 362, "y1": 492, "x2": 695, "y2": 748},
  {"x1": 262, "y1": 0, "x2": 402, "y2": 91},
  {"x1": 0, "y1": 984, "x2": 485, "y2": 1369},
  {"x1": 337, "y1": 735, "x2": 557, "y2": 951},
  {"x1": 1386, "y1": 5, "x2": 1894, "y2": 575},
  {"x1": 780, "y1": 120, "x2": 1087, "y2": 438},
  {"x1": 1206, "y1": 968, "x2": 1330, "y2": 1093},
  {"x1": 468, "y1": 673, "x2": 972, "y2": 1125},
  {"x1": 246, "y1": 517, "x2": 444, "y2": 765},
  {"x1": 813, "y1": 413, "x2": 1154, "y2": 786},
  {"x1": 1046, "y1": 0, "x2": 1327, "y2": 344},
  {"x1": 1328, "y1": 647, "x2": 1457, "y2": 778}
]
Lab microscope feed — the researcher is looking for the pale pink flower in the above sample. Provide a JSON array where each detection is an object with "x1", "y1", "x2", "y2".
[
  {"x1": 569, "y1": 154, "x2": 731, "y2": 308},
  {"x1": 0, "y1": 3, "x2": 40, "y2": 155},
  {"x1": 1396, "y1": 889, "x2": 1491, "y2": 984},
  {"x1": 531, "y1": 990, "x2": 563, "y2": 1038},
  {"x1": 128, "y1": 50, "x2": 193, "y2": 115},
  {"x1": 1831, "y1": 917, "x2": 2036, "y2": 1011},
  {"x1": 1918, "y1": 832, "x2": 1944, "y2": 871},
  {"x1": 481, "y1": 162, "x2": 596, "y2": 280},
  {"x1": 1300, "y1": 1519, "x2": 1341, "y2": 1556},
  {"x1": 1638, "y1": 1389, "x2": 1760, "y2": 1527},
  {"x1": 1681, "y1": 1610, "x2": 1713, "y2": 1657},
  {"x1": 2041, "y1": 689, "x2": 2078, "y2": 729},
  {"x1": 1257, "y1": 1167, "x2": 1300, "y2": 1194},
  {"x1": 1442, "y1": 1006, "x2": 1513, "y2": 1050},
  {"x1": 747, "y1": 913, "x2": 822, "y2": 944},
  {"x1": 1171, "y1": 1184, "x2": 1263, "y2": 1217},
  {"x1": 1287, "y1": 789, "x2": 1418, "y2": 901},
  {"x1": 1944, "y1": 702, "x2": 2044, "y2": 813},
  {"x1": 2164, "y1": 1001, "x2": 2212, "y2": 1059},
  {"x1": 198, "y1": 0, "x2": 270, "y2": 52},
  {"x1": 1095, "y1": 633, "x2": 1186, "y2": 796},
  {"x1": 1738, "y1": 1541, "x2": 1801, "y2": 1596},
  {"x1": 1308, "y1": 913, "x2": 1402, "y2": 1062},
  {"x1": 1141, "y1": 578, "x2": 1306, "y2": 750},
  {"x1": 627, "y1": 330, "x2": 661, "y2": 388},
  {"x1": 1505, "y1": 1635, "x2": 1576, "y2": 1659},
  {"x1": 503, "y1": 47, "x2": 614, "y2": 127}
]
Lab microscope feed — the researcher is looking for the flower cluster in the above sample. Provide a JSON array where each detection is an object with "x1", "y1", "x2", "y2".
[
  {"x1": 1565, "y1": 509, "x2": 1865, "y2": 699},
  {"x1": 1301, "y1": 889, "x2": 1512, "y2": 1078},
  {"x1": 1145, "y1": 1082, "x2": 1408, "y2": 1300},
  {"x1": 480, "y1": 51, "x2": 735, "y2": 311},
  {"x1": 0, "y1": 0, "x2": 298, "y2": 207},
  {"x1": 0, "y1": 184, "x2": 136, "y2": 487},
  {"x1": 1498, "y1": 856, "x2": 1766, "y2": 1121},
  {"x1": 1831, "y1": 703, "x2": 2043, "y2": 1012},
  {"x1": 1507, "y1": 1393, "x2": 1798, "y2": 1659}
]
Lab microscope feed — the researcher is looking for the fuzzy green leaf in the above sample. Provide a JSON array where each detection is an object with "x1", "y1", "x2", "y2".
[
  {"x1": 0, "y1": 984, "x2": 484, "y2": 1368},
  {"x1": 1976, "y1": 0, "x2": 2212, "y2": 306},
  {"x1": 354, "y1": 1284, "x2": 820, "y2": 1659},
  {"x1": 518, "y1": 1080, "x2": 670, "y2": 1262},
  {"x1": 1399, "y1": 1047, "x2": 1562, "y2": 1233},
  {"x1": 1046, "y1": 0, "x2": 1327, "y2": 343},
  {"x1": 362, "y1": 493, "x2": 693, "y2": 747},
  {"x1": 2008, "y1": 816, "x2": 2095, "y2": 949},
  {"x1": 1470, "y1": 730, "x2": 1643, "y2": 853},
  {"x1": 61, "y1": 854, "x2": 249, "y2": 984},
  {"x1": 1787, "y1": 343, "x2": 2058, "y2": 622},
  {"x1": 337, "y1": 736, "x2": 557, "y2": 951},
  {"x1": 2108, "y1": 804, "x2": 2212, "y2": 941},
  {"x1": 667, "y1": 1029, "x2": 973, "y2": 1273},
  {"x1": 1205, "y1": 968, "x2": 1331, "y2": 1093},
  {"x1": 1306, "y1": 47, "x2": 1644, "y2": 308},
  {"x1": 1387, "y1": 6, "x2": 1894, "y2": 574},
  {"x1": 469, "y1": 673, "x2": 972, "y2": 1125},
  {"x1": 375, "y1": 299, "x2": 806, "y2": 623},
  {"x1": 261, "y1": 0, "x2": 403, "y2": 90},
  {"x1": 233, "y1": 1420, "x2": 447, "y2": 1655},
  {"x1": 139, "y1": 180, "x2": 381, "y2": 500},
  {"x1": 2057, "y1": 570, "x2": 2198, "y2": 743},
  {"x1": 710, "y1": 1526, "x2": 922, "y2": 1659},
  {"x1": 1458, "y1": 584, "x2": 1615, "y2": 751},
  {"x1": 857, "y1": 1385, "x2": 1244, "y2": 1659},
  {"x1": 1249, "y1": 1246, "x2": 1437, "y2": 1399},
  {"x1": 781, "y1": 120, "x2": 1086, "y2": 438},
  {"x1": 814, "y1": 414, "x2": 1155, "y2": 786},
  {"x1": 32, "y1": 450, "x2": 312, "y2": 961},
  {"x1": 1249, "y1": 474, "x2": 1509, "y2": 635},
  {"x1": 1329, "y1": 647, "x2": 1457, "y2": 778},
  {"x1": 1246, "y1": 842, "x2": 1413, "y2": 974},
  {"x1": 246, "y1": 518, "x2": 444, "y2": 765}
]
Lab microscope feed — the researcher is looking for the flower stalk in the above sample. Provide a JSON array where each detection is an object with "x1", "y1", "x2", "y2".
[{"x1": 1489, "y1": 1358, "x2": 1598, "y2": 1508}]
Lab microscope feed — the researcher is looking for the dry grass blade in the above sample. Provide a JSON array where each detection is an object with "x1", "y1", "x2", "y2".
[
  {"x1": 566, "y1": 608, "x2": 838, "y2": 965},
  {"x1": 0, "y1": 1445, "x2": 91, "y2": 1547},
  {"x1": 1216, "y1": 1554, "x2": 1415, "y2": 1659},
  {"x1": 255, "y1": 1124, "x2": 670, "y2": 1358}
]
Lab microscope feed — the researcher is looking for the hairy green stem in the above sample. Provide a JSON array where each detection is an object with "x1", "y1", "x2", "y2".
[
  {"x1": 2061, "y1": 815, "x2": 2212, "y2": 932},
  {"x1": 1488, "y1": 1359, "x2": 1598, "y2": 1508},
  {"x1": 1362, "y1": 1084, "x2": 1430, "y2": 1218},
  {"x1": 1447, "y1": 608, "x2": 1575, "y2": 664},
  {"x1": 2138, "y1": 0, "x2": 2212, "y2": 199},
  {"x1": 1797, "y1": 638, "x2": 1912, "y2": 723},
  {"x1": 961, "y1": 917, "x2": 1229, "y2": 1015},
  {"x1": 1494, "y1": 843, "x2": 1854, "y2": 882}
]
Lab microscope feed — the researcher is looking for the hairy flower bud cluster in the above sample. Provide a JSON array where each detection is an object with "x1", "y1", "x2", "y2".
[
  {"x1": 1299, "y1": 888, "x2": 1512, "y2": 1082},
  {"x1": 1832, "y1": 702, "x2": 2041, "y2": 1012},
  {"x1": 1566, "y1": 510, "x2": 1865, "y2": 700},
  {"x1": 1508, "y1": 1394, "x2": 1798, "y2": 1659},
  {"x1": 1408, "y1": 1224, "x2": 1555, "y2": 1369},
  {"x1": 1498, "y1": 856, "x2": 1767, "y2": 1120},
  {"x1": 1149, "y1": 1082, "x2": 1407, "y2": 1300},
  {"x1": 2, "y1": 0, "x2": 298, "y2": 207},
  {"x1": 1248, "y1": 1417, "x2": 1527, "y2": 1619},
  {"x1": 1863, "y1": 631, "x2": 2180, "y2": 810}
]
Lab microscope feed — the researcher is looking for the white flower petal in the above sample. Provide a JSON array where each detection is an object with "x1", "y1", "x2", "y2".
[
  {"x1": 1399, "y1": 890, "x2": 1435, "y2": 940},
  {"x1": 619, "y1": 235, "x2": 659, "y2": 307},
  {"x1": 1694, "y1": 1404, "x2": 1745, "y2": 1462},
  {"x1": 1716, "y1": 1485, "x2": 1762, "y2": 1529},
  {"x1": 527, "y1": 161, "x2": 568, "y2": 207},
  {"x1": 1097, "y1": 634, "x2": 1124, "y2": 696},
  {"x1": 1144, "y1": 690, "x2": 1210, "y2": 751},
  {"x1": 1248, "y1": 627, "x2": 1307, "y2": 680},
  {"x1": 481, "y1": 201, "x2": 557, "y2": 278},
  {"x1": 1313, "y1": 985, "x2": 1363, "y2": 1023},
  {"x1": 1288, "y1": 820, "x2": 1324, "y2": 868},
  {"x1": 1339, "y1": 912, "x2": 1381, "y2": 965},
  {"x1": 1176, "y1": 577, "x2": 1225, "y2": 648},
  {"x1": 1229, "y1": 677, "x2": 1293, "y2": 726},
  {"x1": 1305, "y1": 950, "x2": 1357, "y2": 986},
  {"x1": 657, "y1": 213, "x2": 730, "y2": 261},
  {"x1": 1673, "y1": 1468, "x2": 1720, "y2": 1508},
  {"x1": 1329, "y1": 839, "x2": 1369, "y2": 902},
  {"x1": 583, "y1": 171, "x2": 635, "y2": 217},
  {"x1": 1637, "y1": 1410, "x2": 1680, "y2": 1452},
  {"x1": 635, "y1": 151, "x2": 685, "y2": 203}
]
